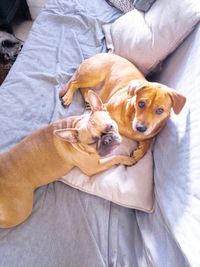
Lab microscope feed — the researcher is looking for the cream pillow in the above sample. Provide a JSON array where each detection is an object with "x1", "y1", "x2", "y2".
[
  {"x1": 57, "y1": 89, "x2": 154, "y2": 213},
  {"x1": 103, "y1": 0, "x2": 200, "y2": 75},
  {"x1": 60, "y1": 137, "x2": 154, "y2": 212}
]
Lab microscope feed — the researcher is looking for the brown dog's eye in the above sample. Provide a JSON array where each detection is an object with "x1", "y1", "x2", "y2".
[
  {"x1": 138, "y1": 101, "x2": 145, "y2": 109},
  {"x1": 156, "y1": 107, "x2": 164, "y2": 115}
]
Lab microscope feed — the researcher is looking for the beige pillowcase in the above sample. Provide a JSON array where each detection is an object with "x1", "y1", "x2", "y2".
[
  {"x1": 103, "y1": 0, "x2": 200, "y2": 75},
  {"x1": 60, "y1": 137, "x2": 154, "y2": 212}
]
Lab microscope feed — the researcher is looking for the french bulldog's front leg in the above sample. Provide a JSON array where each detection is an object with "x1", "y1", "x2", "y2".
[
  {"x1": 99, "y1": 155, "x2": 136, "y2": 166},
  {"x1": 132, "y1": 139, "x2": 151, "y2": 163},
  {"x1": 84, "y1": 155, "x2": 136, "y2": 176}
]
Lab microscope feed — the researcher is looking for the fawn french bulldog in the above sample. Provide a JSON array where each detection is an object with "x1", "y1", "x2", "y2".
[{"x1": 0, "y1": 91, "x2": 134, "y2": 228}]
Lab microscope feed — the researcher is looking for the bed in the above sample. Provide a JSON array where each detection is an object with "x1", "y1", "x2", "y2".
[{"x1": 0, "y1": 0, "x2": 200, "y2": 266}]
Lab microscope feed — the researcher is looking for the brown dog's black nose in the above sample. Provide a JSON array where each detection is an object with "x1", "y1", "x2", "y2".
[{"x1": 136, "y1": 124, "x2": 147, "y2": 133}]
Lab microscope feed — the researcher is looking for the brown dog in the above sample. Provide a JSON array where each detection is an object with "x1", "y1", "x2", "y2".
[
  {"x1": 0, "y1": 91, "x2": 135, "y2": 228},
  {"x1": 59, "y1": 53, "x2": 186, "y2": 162}
]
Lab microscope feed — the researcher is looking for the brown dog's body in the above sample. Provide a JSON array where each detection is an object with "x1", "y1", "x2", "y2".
[
  {"x1": 60, "y1": 53, "x2": 186, "y2": 162},
  {"x1": 0, "y1": 92, "x2": 134, "y2": 228}
]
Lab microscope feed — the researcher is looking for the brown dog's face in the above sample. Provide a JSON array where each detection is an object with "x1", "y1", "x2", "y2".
[
  {"x1": 128, "y1": 80, "x2": 186, "y2": 138},
  {"x1": 54, "y1": 91, "x2": 121, "y2": 157}
]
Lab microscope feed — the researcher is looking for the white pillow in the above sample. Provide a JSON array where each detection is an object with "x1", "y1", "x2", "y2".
[
  {"x1": 60, "y1": 137, "x2": 154, "y2": 212},
  {"x1": 55, "y1": 89, "x2": 154, "y2": 213},
  {"x1": 103, "y1": 0, "x2": 200, "y2": 75}
]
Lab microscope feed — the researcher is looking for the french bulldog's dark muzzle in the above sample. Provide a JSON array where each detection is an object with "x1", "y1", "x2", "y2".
[{"x1": 97, "y1": 133, "x2": 121, "y2": 157}]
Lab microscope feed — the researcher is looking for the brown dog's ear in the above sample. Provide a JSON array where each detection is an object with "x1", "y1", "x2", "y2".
[
  {"x1": 168, "y1": 89, "x2": 186, "y2": 114},
  {"x1": 127, "y1": 80, "x2": 147, "y2": 97},
  {"x1": 54, "y1": 128, "x2": 78, "y2": 143},
  {"x1": 87, "y1": 90, "x2": 106, "y2": 111}
]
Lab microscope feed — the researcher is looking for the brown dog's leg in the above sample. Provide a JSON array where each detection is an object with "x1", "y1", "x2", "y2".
[
  {"x1": 60, "y1": 77, "x2": 80, "y2": 106},
  {"x1": 60, "y1": 63, "x2": 106, "y2": 106},
  {"x1": 131, "y1": 139, "x2": 151, "y2": 163}
]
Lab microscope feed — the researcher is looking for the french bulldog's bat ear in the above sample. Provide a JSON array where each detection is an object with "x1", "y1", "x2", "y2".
[
  {"x1": 127, "y1": 80, "x2": 147, "y2": 97},
  {"x1": 168, "y1": 89, "x2": 186, "y2": 114},
  {"x1": 54, "y1": 128, "x2": 78, "y2": 143},
  {"x1": 87, "y1": 90, "x2": 106, "y2": 111}
]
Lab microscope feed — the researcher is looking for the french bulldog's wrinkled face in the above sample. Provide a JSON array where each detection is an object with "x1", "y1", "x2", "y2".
[
  {"x1": 0, "y1": 31, "x2": 23, "y2": 64},
  {"x1": 77, "y1": 110, "x2": 121, "y2": 157},
  {"x1": 54, "y1": 91, "x2": 122, "y2": 157}
]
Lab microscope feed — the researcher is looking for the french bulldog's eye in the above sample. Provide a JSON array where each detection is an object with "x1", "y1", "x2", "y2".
[
  {"x1": 105, "y1": 124, "x2": 114, "y2": 132},
  {"x1": 156, "y1": 107, "x2": 164, "y2": 115},
  {"x1": 138, "y1": 101, "x2": 145, "y2": 109}
]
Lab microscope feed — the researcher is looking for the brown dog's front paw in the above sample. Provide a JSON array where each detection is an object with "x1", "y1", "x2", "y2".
[
  {"x1": 131, "y1": 148, "x2": 145, "y2": 163},
  {"x1": 122, "y1": 156, "x2": 137, "y2": 166},
  {"x1": 131, "y1": 139, "x2": 151, "y2": 163}
]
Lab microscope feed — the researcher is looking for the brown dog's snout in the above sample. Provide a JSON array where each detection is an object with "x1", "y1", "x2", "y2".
[{"x1": 136, "y1": 123, "x2": 147, "y2": 133}]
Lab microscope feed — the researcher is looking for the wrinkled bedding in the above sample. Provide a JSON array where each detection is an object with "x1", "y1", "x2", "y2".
[
  {"x1": 0, "y1": 0, "x2": 199, "y2": 266},
  {"x1": 136, "y1": 24, "x2": 200, "y2": 267},
  {"x1": 0, "y1": 1, "x2": 146, "y2": 266}
]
